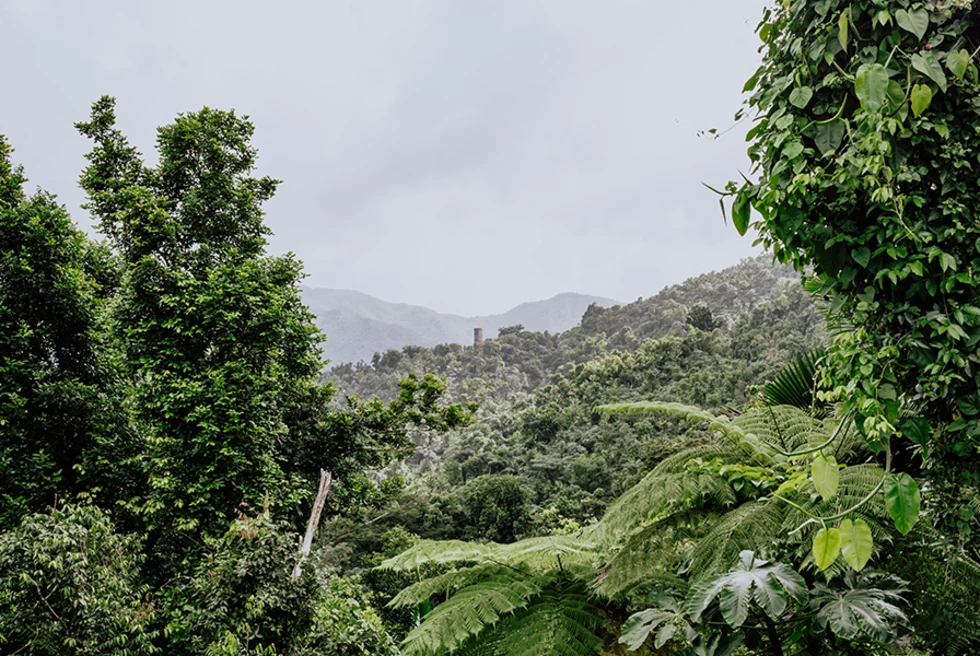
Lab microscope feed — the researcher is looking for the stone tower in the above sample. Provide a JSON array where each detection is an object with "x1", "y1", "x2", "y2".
[{"x1": 473, "y1": 327, "x2": 484, "y2": 346}]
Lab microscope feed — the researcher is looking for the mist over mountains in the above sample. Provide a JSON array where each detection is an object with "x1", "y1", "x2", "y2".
[{"x1": 300, "y1": 287, "x2": 620, "y2": 364}]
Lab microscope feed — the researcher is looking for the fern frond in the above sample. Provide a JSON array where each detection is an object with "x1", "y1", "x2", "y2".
[
  {"x1": 594, "y1": 509, "x2": 716, "y2": 599},
  {"x1": 686, "y1": 501, "x2": 789, "y2": 582},
  {"x1": 490, "y1": 580, "x2": 604, "y2": 656},
  {"x1": 591, "y1": 442, "x2": 766, "y2": 544},
  {"x1": 496, "y1": 535, "x2": 600, "y2": 575},
  {"x1": 732, "y1": 405, "x2": 829, "y2": 456},
  {"x1": 378, "y1": 539, "x2": 495, "y2": 572},
  {"x1": 388, "y1": 563, "x2": 507, "y2": 609},
  {"x1": 399, "y1": 576, "x2": 544, "y2": 656},
  {"x1": 596, "y1": 402, "x2": 747, "y2": 444}
]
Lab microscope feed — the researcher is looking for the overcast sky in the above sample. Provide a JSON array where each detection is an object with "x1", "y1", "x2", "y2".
[{"x1": 1, "y1": 0, "x2": 767, "y2": 316}]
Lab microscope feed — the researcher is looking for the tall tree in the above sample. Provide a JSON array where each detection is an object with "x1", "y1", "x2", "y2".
[
  {"x1": 75, "y1": 97, "x2": 470, "y2": 571},
  {"x1": 0, "y1": 136, "x2": 134, "y2": 526}
]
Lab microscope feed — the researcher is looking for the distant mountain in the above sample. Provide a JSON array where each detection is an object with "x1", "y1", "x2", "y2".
[{"x1": 300, "y1": 288, "x2": 620, "y2": 364}]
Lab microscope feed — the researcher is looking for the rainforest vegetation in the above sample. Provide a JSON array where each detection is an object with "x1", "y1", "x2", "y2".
[{"x1": 3, "y1": 1, "x2": 980, "y2": 654}]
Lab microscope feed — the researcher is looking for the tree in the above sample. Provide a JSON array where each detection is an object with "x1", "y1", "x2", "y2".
[
  {"x1": 75, "y1": 97, "x2": 472, "y2": 573},
  {"x1": 0, "y1": 504, "x2": 157, "y2": 655},
  {"x1": 686, "y1": 303, "x2": 721, "y2": 332},
  {"x1": 455, "y1": 474, "x2": 531, "y2": 543},
  {"x1": 728, "y1": 0, "x2": 980, "y2": 539},
  {"x1": 0, "y1": 136, "x2": 136, "y2": 526}
]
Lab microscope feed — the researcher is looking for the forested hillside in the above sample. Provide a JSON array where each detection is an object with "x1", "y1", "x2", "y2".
[
  {"x1": 329, "y1": 256, "x2": 815, "y2": 404},
  {"x1": 321, "y1": 256, "x2": 828, "y2": 558},
  {"x1": 301, "y1": 287, "x2": 619, "y2": 364}
]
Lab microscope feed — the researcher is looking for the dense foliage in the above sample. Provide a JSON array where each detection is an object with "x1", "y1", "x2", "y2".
[
  {"x1": 0, "y1": 102, "x2": 470, "y2": 653},
  {"x1": 6, "y1": 8, "x2": 980, "y2": 647},
  {"x1": 730, "y1": 0, "x2": 980, "y2": 540}
]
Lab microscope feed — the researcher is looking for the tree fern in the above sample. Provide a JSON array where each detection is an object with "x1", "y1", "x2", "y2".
[
  {"x1": 489, "y1": 580, "x2": 604, "y2": 656},
  {"x1": 399, "y1": 575, "x2": 545, "y2": 656},
  {"x1": 684, "y1": 501, "x2": 789, "y2": 582},
  {"x1": 380, "y1": 540, "x2": 495, "y2": 572},
  {"x1": 594, "y1": 509, "x2": 715, "y2": 599},
  {"x1": 388, "y1": 563, "x2": 511, "y2": 609}
]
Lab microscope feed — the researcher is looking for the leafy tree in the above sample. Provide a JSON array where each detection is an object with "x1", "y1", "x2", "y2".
[
  {"x1": 454, "y1": 474, "x2": 531, "y2": 543},
  {"x1": 686, "y1": 304, "x2": 722, "y2": 332},
  {"x1": 75, "y1": 97, "x2": 471, "y2": 573},
  {"x1": 0, "y1": 136, "x2": 136, "y2": 526},
  {"x1": 727, "y1": 0, "x2": 980, "y2": 539},
  {"x1": 0, "y1": 504, "x2": 156, "y2": 655},
  {"x1": 163, "y1": 509, "x2": 398, "y2": 656}
]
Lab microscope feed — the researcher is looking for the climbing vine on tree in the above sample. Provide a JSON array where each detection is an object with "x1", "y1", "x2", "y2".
[{"x1": 727, "y1": 0, "x2": 980, "y2": 539}]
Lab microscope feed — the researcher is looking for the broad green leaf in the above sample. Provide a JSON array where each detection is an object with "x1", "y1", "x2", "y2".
[
  {"x1": 813, "y1": 527, "x2": 842, "y2": 570},
  {"x1": 912, "y1": 52, "x2": 948, "y2": 93},
  {"x1": 855, "y1": 64, "x2": 889, "y2": 113},
  {"x1": 790, "y1": 86, "x2": 813, "y2": 109},
  {"x1": 783, "y1": 140, "x2": 804, "y2": 160},
  {"x1": 910, "y1": 84, "x2": 933, "y2": 117},
  {"x1": 838, "y1": 10, "x2": 849, "y2": 52},
  {"x1": 812, "y1": 454, "x2": 839, "y2": 502},
  {"x1": 732, "y1": 191, "x2": 751, "y2": 237},
  {"x1": 814, "y1": 120, "x2": 845, "y2": 156},
  {"x1": 895, "y1": 7, "x2": 929, "y2": 40},
  {"x1": 884, "y1": 473, "x2": 920, "y2": 535},
  {"x1": 899, "y1": 417, "x2": 931, "y2": 448},
  {"x1": 620, "y1": 609, "x2": 675, "y2": 650},
  {"x1": 686, "y1": 551, "x2": 808, "y2": 627},
  {"x1": 947, "y1": 49, "x2": 971, "y2": 80},
  {"x1": 811, "y1": 572, "x2": 909, "y2": 642},
  {"x1": 839, "y1": 519, "x2": 873, "y2": 571},
  {"x1": 851, "y1": 246, "x2": 871, "y2": 269}
]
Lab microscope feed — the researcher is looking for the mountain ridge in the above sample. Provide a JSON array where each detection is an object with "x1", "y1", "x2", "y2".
[{"x1": 301, "y1": 286, "x2": 621, "y2": 364}]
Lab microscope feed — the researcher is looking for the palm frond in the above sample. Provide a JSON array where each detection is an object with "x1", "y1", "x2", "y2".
[{"x1": 762, "y1": 349, "x2": 827, "y2": 416}]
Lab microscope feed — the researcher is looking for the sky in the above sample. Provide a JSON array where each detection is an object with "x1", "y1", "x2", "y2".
[{"x1": 1, "y1": 0, "x2": 767, "y2": 316}]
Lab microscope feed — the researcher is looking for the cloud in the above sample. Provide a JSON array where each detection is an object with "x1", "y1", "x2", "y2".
[{"x1": 1, "y1": 0, "x2": 767, "y2": 316}]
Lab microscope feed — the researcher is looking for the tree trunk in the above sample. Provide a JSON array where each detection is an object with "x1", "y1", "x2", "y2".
[{"x1": 291, "y1": 469, "x2": 332, "y2": 580}]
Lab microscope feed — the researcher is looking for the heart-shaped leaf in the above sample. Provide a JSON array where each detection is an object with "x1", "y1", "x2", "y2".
[
  {"x1": 855, "y1": 64, "x2": 889, "y2": 113},
  {"x1": 851, "y1": 246, "x2": 871, "y2": 269},
  {"x1": 911, "y1": 84, "x2": 933, "y2": 117},
  {"x1": 912, "y1": 52, "x2": 948, "y2": 93},
  {"x1": 896, "y1": 7, "x2": 929, "y2": 41},
  {"x1": 783, "y1": 140, "x2": 804, "y2": 160},
  {"x1": 839, "y1": 518, "x2": 874, "y2": 571},
  {"x1": 812, "y1": 454, "x2": 840, "y2": 502},
  {"x1": 884, "y1": 473, "x2": 920, "y2": 535},
  {"x1": 814, "y1": 119, "x2": 845, "y2": 156},
  {"x1": 947, "y1": 49, "x2": 971, "y2": 81},
  {"x1": 813, "y1": 527, "x2": 842, "y2": 570},
  {"x1": 790, "y1": 86, "x2": 813, "y2": 109}
]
